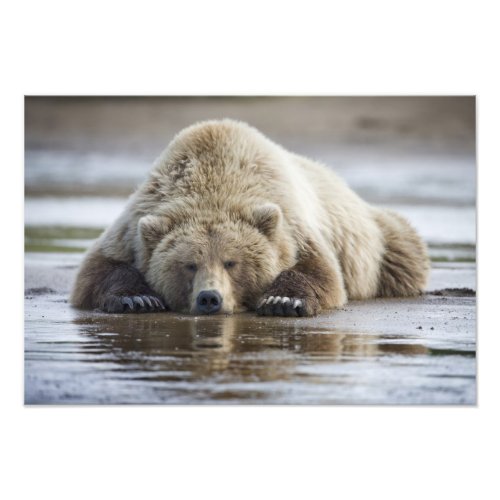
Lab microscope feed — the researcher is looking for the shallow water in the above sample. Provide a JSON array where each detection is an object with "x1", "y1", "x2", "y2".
[{"x1": 25, "y1": 291, "x2": 475, "y2": 405}]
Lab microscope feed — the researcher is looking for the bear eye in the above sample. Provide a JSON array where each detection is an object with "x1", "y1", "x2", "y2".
[
  {"x1": 224, "y1": 260, "x2": 237, "y2": 269},
  {"x1": 185, "y1": 263, "x2": 197, "y2": 272}
]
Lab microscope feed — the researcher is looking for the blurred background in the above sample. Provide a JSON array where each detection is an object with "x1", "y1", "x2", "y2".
[{"x1": 24, "y1": 96, "x2": 476, "y2": 276}]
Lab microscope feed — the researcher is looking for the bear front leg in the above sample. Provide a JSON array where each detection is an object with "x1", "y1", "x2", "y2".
[
  {"x1": 70, "y1": 251, "x2": 166, "y2": 313},
  {"x1": 256, "y1": 245, "x2": 347, "y2": 317}
]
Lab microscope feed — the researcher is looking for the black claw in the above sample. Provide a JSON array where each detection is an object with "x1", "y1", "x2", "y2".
[
  {"x1": 101, "y1": 294, "x2": 166, "y2": 314},
  {"x1": 132, "y1": 296, "x2": 145, "y2": 310},
  {"x1": 155, "y1": 297, "x2": 166, "y2": 310},
  {"x1": 255, "y1": 297, "x2": 305, "y2": 317},
  {"x1": 295, "y1": 299, "x2": 307, "y2": 316},
  {"x1": 283, "y1": 299, "x2": 298, "y2": 317},
  {"x1": 121, "y1": 297, "x2": 134, "y2": 311}
]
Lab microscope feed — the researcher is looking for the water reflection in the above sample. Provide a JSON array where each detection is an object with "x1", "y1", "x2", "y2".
[
  {"x1": 73, "y1": 313, "x2": 430, "y2": 388},
  {"x1": 24, "y1": 300, "x2": 475, "y2": 404}
]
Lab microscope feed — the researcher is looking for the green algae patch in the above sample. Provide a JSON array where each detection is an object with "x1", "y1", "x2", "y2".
[
  {"x1": 25, "y1": 226, "x2": 104, "y2": 240},
  {"x1": 25, "y1": 243, "x2": 87, "y2": 253},
  {"x1": 25, "y1": 225, "x2": 104, "y2": 253},
  {"x1": 430, "y1": 256, "x2": 476, "y2": 263},
  {"x1": 428, "y1": 243, "x2": 476, "y2": 263}
]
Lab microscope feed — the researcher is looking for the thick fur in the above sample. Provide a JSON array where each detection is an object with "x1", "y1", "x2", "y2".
[{"x1": 71, "y1": 119, "x2": 429, "y2": 316}]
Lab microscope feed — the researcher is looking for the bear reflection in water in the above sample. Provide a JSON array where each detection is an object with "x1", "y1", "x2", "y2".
[{"x1": 73, "y1": 314, "x2": 429, "y2": 383}]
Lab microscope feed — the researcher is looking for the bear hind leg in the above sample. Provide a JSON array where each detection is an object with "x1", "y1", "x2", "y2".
[{"x1": 375, "y1": 210, "x2": 430, "y2": 297}]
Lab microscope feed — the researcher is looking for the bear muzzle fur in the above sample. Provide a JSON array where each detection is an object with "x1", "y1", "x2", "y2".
[{"x1": 189, "y1": 266, "x2": 236, "y2": 315}]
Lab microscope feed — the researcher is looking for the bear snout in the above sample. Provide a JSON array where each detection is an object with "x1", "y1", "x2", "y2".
[{"x1": 196, "y1": 289, "x2": 223, "y2": 315}]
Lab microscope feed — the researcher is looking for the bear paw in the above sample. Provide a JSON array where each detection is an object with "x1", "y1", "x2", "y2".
[
  {"x1": 256, "y1": 295, "x2": 315, "y2": 317},
  {"x1": 101, "y1": 294, "x2": 166, "y2": 313}
]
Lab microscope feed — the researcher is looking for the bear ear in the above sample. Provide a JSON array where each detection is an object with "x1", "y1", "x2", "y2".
[
  {"x1": 138, "y1": 214, "x2": 172, "y2": 247},
  {"x1": 251, "y1": 203, "x2": 282, "y2": 239}
]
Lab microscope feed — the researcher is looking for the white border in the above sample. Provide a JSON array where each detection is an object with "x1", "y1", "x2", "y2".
[{"x1": 3, "y1": 1, "x2": 499, "y2": 499}]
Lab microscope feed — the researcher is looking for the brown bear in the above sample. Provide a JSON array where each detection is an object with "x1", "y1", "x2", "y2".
[{"x1": 71, "y1": 119, "x2": 429, "y2": 317}]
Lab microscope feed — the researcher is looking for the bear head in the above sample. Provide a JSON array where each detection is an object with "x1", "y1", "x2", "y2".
[{"x1": 138, "y1": 203, "x2": 294, "y2": 315}]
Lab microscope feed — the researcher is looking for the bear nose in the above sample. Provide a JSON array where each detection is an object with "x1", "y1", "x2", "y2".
[{"x1": 196, "y1": 290, "x2": 223, "y2": 314}]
